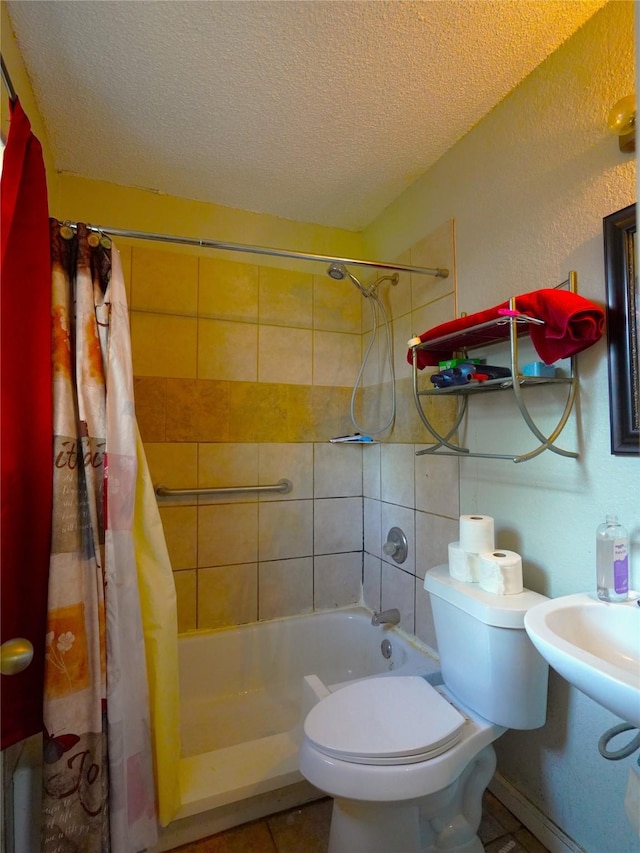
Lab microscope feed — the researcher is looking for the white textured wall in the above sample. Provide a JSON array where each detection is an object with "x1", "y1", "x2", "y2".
[{"x1": 365, "y1": 3, "x2": 637, "y2": 851}]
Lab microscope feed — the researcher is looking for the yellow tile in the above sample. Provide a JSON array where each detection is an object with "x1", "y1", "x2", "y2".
[
  {"x1": 313, "y1": 331, "x2": 361, "y2": 387},
  {"x1": 313, "y1": 274, "x2": 362, "y2": 333},
  {"x1": 131, "y1": 246, "x2": 198, "y2": 315},
  {"x1": 307, "y1": 387, "x2": 354, "y2": 442},
  {"x1": 258, "y1": 326, "x2": 312, "y2": 385},
  {"x1": 259, "y1": 267, "x2": 313, "y2": 327},
  {"x1": 198, "y1": 319, "x2": 258, "y2": 382},
  {"x1": 159, "y1": 506, "x2": 197, "y2": 569},
  {"x1": 164, "y1": 379, "x2": 199, "y2": 442},
  {"x1": 197, "y1": 564, "x2": 258, "y2": 630},
  {"x1": 143, "y1": 442, "x2": 198, "y2": 507},
  {"x1": 228, "y1": 382, "x2": 289, "y2": 443},
  {"x1": 199, "y1": 257, "x2": 258, "y2": 321},
  {"x1": 131, "y1": 312, "x2": 197, "y2": 378},
  {"x1": 173, "y1": 569, "x2": 197, "y2": 633},
  {"x1": 134, "y1": 377, "x2": 166, "y2": 442},
  {"x1": 196, "y1": 380, "x2": 231, "y2": 442}
]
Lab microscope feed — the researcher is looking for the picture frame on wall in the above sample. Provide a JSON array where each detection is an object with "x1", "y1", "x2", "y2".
[{"x1": 603, "y1": 202, "x2": 638, "y2": 455}]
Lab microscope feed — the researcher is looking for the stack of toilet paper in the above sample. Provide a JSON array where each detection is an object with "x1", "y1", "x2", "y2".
[{"x1": 448, "y1": 515, "x2": 523, "y2": 595}]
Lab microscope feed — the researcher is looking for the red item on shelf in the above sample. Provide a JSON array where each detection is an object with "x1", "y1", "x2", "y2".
[{"x1": 408, "y1": 288, "x2": 605, "y2": 369}]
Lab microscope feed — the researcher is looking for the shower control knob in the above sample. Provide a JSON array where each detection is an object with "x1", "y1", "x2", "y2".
[
  {"x1": 1, "y1": 638, "x2": 34, "y2": 675},
  {"x1": 383, "y1": 527, "x2": 408, "y2": 564}
]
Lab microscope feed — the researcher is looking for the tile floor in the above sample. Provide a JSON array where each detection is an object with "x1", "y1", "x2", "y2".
[{"x1": 169, "y1": 790, "x2": 550, "y2": 853}]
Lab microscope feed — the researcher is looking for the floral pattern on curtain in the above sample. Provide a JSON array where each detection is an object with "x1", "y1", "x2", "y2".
[{"x1": 42, "y1": 222, "x2": 157, "y2": 852}]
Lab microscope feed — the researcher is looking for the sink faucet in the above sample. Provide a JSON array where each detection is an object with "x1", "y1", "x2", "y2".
[{"x1": 371, "y1": 608, "x2": 401, "y2": 627}]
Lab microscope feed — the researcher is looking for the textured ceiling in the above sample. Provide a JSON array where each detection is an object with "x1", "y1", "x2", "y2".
[{"x1": 7, "y1": 0, "x2": 606, "y2": 231}]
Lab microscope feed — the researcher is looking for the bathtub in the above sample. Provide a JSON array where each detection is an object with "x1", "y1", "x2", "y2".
[{"x1": 155, "y1": 606, "x2": 440, "y2": 851}]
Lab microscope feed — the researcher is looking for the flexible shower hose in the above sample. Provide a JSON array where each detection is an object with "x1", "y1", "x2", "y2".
[{"x1": 350, "y1": 289, "x2": 396, "y2": 435}]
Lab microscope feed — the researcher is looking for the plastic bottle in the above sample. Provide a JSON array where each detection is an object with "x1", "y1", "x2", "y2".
[{"x1": 596, "y1": 515, "x2": 629, "y2": 602}]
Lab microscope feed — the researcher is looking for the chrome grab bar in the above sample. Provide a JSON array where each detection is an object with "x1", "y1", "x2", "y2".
[{"x1": 155, "y1": 479, "x2": 292, "y2": 498}]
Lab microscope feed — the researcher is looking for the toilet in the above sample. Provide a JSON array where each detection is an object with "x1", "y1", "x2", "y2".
[{"x1": 298, "y1": 564, "x2": 550, "y2": 853}]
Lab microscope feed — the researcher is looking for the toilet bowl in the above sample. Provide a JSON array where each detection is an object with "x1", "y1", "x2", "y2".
[
  {"x1": 298, "y1": 564, "x2": 550, "y2": 853},
  {"x1": 299, "y1": 676, "x2": 503, "y2": 852}
]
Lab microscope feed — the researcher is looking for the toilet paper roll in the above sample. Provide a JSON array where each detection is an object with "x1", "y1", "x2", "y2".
[
  {"x1": 478, "y1": 550, "x2": 523, "y2": 595},
  {"x1": 459, "y1": 515, "x2": 495, "y2": 554},
  {"x1": 448, "y1": 542, "x2": 481, "y2": 583}
]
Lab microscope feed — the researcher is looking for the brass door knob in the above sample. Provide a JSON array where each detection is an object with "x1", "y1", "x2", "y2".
[{"x1": 1, "y1": 638, "x2": 34, "y2": 675}]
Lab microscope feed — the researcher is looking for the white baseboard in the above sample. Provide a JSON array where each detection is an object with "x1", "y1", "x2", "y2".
[{"x1": 489, "y1": 772, "x2": 586, "y2": 853}]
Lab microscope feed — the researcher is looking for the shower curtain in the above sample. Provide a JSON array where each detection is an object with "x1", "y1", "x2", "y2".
[
  {"x1": 42, "y1": 223, "x2": 161, "y2": 851},
  {"x1": 0, "y1": 97, "x2": 52, "y2": 750}
]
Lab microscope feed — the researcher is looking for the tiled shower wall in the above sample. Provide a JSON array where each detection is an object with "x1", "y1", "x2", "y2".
[{"x1": 124, "y1": 221, "x2": 459, "y2": 645}]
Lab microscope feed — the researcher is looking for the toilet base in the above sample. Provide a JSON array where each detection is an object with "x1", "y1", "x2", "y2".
[{"x1": 326, "y1": 745, "x2": 496, "y2": 853}]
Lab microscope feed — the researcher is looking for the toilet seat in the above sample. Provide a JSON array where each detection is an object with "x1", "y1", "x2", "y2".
[{"x1": 303, "y1": 676, "x2": 466, "y2": 766}]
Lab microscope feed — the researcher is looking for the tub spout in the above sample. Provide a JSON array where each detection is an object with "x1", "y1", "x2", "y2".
[{"x1": 371, "y1": 608, "x2": 401, "y2": 627}]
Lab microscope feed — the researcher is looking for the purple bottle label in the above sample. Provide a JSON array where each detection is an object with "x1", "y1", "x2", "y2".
[{"x1": 613, "y1": 539, "x2": 629, "y2": 594}]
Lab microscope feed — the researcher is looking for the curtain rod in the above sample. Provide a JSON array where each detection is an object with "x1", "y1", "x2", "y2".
[
  {"x1": 71, "y1": 222, "x2": 449, "y2": 278},
  {"x1": 1, "y1": 55, "x2": 18, "y2": 103}
]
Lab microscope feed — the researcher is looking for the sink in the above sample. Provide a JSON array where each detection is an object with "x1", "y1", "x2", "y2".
[{"x1": 524, "y1": 593, "x2": 640, "y2": 726}]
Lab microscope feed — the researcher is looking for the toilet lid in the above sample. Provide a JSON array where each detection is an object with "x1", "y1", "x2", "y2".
[{"x1": 304, "y1": 676, "x2": 466, "y2": 766}]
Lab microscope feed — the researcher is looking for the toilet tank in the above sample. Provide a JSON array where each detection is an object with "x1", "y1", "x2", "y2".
[{"x1": 424, "y1": 565, "x2": 549, "y2": 729}]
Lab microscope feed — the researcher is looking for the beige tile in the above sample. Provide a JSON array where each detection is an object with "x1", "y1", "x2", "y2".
[
  {"x1": 414, "y1": 451, "x2": 460, "y2": 517},
  {"x1": 268, "y1": 798, "x2": 333, "y2": 853},
  {"x1": 363, "y1": 442, "x2": 381, "y2": 499},
  {"x1": 380, "y1": 501, "x2": 415, "y2": 575},
  {"x1": 313, "y1": 274, "x2": 362, "y2": 333},
  {"x1": 314, "y1": 497, "x2": 363, "y2": 555},
  {"x1": 313, "y1": 442, "x2": 362, "y2": 498},
  {"x1": 380, "y1": 443, "x2": 416, "y2": 508},
  {"x1": 258, "y1": 443, "x2": 313, "y2": 500},
  {"x1": 159, "y1": 505, "x2": 198, "y2": 569},
  {"x1": 415, "y1": 510, "x2": 458, "y2": 580},
  {"x1": 410, "y1": 293, "x2": 456, "y2": 342},
  {"x1": 198, "y1": 443, "x2": 259, "y2": 504},
  {"x1": 258, "y1": 557, "x2": 313, "y2": 620},
  {"x1": 414, "y1": 577, "x2": 438, "y2": 650},
  {"x1": 313, "y1": 331, "x2": 361, "y2": 387},
  {"x1": 363, "y1": 553, "x2": 381, "y2": 612},
  {"x1": 314, "y1": 552, "x2": 362, "y2": 610},
  {"x1": 199, "y1": 257, "x2": 259, "y2": 322},
  {"x1": 198, "y1": 318, "x2": 258, "y2": 382},
  {"x1": 134, "y1": 376, "x2": 166, "y2": 442},
  {"x1": 197, "y1": 563, "x2": 258, "y2": 629},
  {"x1": 392, "y1": 313, "x2": 414, "y2": 383},
  {"x1": 198, "y1": 503, "x2": 258, "y2": 567},
  {"x1": 381, "y1": 562, "x2": 415, "y2": 635},
  {"x1": 258, "y1": 500, "x2": 313, "y2": 561},
  {"x1": 259, "y1": 267, "x2": 313, "y2": 328},
  {"x1": 143, "y1": 442, "x2": 198, "y2": 507},
  {"x1": 131, "y1": 247, "x2": 198, "y2": 315},
  {"x1": 258, "y1": 326, "x2": 312, "y2": 385},
  {"x1": 410, "y1": 221, "x2": 455, "y2": 311},
  {"x1": 364, "y1": 497, "x2": 382, "y2": 558},
  {"x1": 174, "y1": 569, "x2": 197, "y2": 633},
  {"x1": 131, "y1": 311, "x2": 197, "y2": 378}
]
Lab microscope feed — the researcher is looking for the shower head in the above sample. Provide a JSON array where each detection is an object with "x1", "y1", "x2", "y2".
[
  {"x1": 327, "y1": 263, "x2": 348, "y2": 280},
  {"x1": 327, "y1": 262, "x2": 371, "y2": 297}
]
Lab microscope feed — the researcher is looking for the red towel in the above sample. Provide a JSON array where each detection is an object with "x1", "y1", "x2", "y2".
[
  {"x1": 408, "y1": 288, "x2": 605, "y2": 369},
  {"x1": 1, "y1": 99, "x2": 52, "y2": 749}
]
